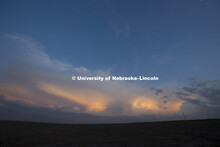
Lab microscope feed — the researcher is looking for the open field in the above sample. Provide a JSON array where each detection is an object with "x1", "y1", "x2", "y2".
[{"x1": 0, "y1": 119, "x2": 220, "y2": 147}]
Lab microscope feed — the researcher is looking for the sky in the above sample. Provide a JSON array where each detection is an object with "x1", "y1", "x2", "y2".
[{"x1": 0, "y1": 0, "x2": 220, "y2": 123}]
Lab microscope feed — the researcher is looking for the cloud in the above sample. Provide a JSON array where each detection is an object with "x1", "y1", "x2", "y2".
[
  {"x1": 181, "y1": 78, "x2": 220, "y2": 106},
  {"x1": 0, "y1": 94, "x2": 184, "y2": 123},
  {"x1": 2, "y1": 34, "x2": 219, "y2": 122},
  {"x1": 150, "y1": 87, "x2": 163, "y2": 95},
  {"x1": 0, "y1": 95, "x2": 111, "y2": 124},
  {"x1": 175, "y1": 78, "x2": 220, "y2": 119},
  {"x1": 155, "y1": 89, "x2": 163, "y2": 95}
]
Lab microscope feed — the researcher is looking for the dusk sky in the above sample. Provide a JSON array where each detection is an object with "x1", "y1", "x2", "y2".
[{"x1": 0, "y1": 0, "x2": 220, "y2": 123}]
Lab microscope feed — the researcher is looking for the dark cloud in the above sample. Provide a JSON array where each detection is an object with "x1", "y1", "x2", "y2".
[
  {"x1": 182, "y1": 87, "x2": 198, "y2": 94},
  {"x1": 178, "y1": 97, "x2": 204, "y2": 105},
  {"x1": 177, "y1": 79, "x2": 220, "y2": 119},
  {"x1": 176, "y1": 91, "x2": 189, "y2": 97},
  {"x1": 155, "y1": 89, "x2": 163, "y2": 95},
  {"x1": 161, "y1": 95, "x2": 168, "y2": 99},
  {"x1": 181, "y1": 79, "x2": 220, "y2": 105},
  {"x1": 150, "y1": 87, "x2": 163, "y2": 95},
  {"x1": 0, "y1": 95, "x2": 91, "y2": 124}
]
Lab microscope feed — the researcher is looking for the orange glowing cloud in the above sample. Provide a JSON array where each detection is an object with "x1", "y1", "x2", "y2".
[
  {"x1": 132, "y1": 97, "x2": 161, "y2": 113},
  {"x1": 131, "y1": 95, "x2": 183, "y2": 115},
  {"x1": 0, "y1": 83, "x2": 45, "y2": 105},
  {"x1": 87, "y1": 102, "x2": 106, "y2": 112},
  {"x1": 37, "y1": 82, "x2": 109, "y2": 113}
]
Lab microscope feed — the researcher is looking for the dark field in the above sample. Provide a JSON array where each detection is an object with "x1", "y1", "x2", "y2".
[{"x1": 0, "y1": 119, "x2": 220, "y2": 147}]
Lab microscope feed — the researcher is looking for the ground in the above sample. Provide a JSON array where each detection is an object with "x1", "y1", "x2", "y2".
[{"x1": 0, "y1": 119, "x2": 220, "y2": 147}]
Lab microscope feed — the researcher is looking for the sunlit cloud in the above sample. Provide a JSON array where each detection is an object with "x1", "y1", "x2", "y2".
[
  {"x1": 38, "y1": 82, "x2": 109, "y2": 113},
  {"x1": 131, "y1": 93, "x2": 183, "y2": 115},
  {"x1": 132, "y1": 97, "x2": 161, "y2": 113},
  {"x1": 2, "y1": 34, "x2": 216, "y2": 121}
]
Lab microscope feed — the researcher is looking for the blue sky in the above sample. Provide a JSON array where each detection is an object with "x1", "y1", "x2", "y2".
[{"x1": 0, "y1": 0, "x2": 220, "y2": 123}]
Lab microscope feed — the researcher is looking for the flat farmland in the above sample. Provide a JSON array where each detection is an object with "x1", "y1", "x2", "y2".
[{"x1": 0, "y1": 119, "x2": 219, "y2": 147}]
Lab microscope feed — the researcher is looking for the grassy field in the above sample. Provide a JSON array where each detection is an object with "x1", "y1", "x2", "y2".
[{"x1": 0, "y1": 119, "x2": 219, "y2": 147}]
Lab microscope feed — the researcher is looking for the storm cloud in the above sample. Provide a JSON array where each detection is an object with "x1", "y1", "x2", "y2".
[{"x1": 0, "y1": 34, "x2": 219, "y2": 123}]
